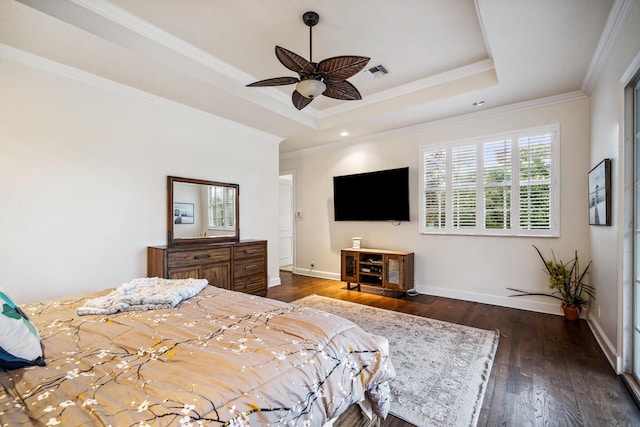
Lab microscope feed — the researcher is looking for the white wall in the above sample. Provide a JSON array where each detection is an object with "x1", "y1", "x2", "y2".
[
  {"x1": 0, "y1": 56, "x2": 281, "y2": 304},
  {"x1": 281, "y1": 97, "x2": 591, "y2": 315},
  {"x1": 588, "y1": 1, "x2": 640, "y2": 369}
]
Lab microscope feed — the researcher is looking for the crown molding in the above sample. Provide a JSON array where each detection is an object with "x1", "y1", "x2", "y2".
[
  {"x1": 280, "y1": 91, "x2": 587, "y2": 159},
  {"x1": 0, "y1": 43, "x2": 283, "y2": 144},
  {"x1": 620, "y1": 49, "x2": 640, "y2": 84},
  {"x1": 315, "y1": 59, "x2": 496, "y2": 119},
  {"x1": 581, "y1": 0, "x2": 636, "y2": 94},
  {"x1": 57, "y1": 1, "x2": 495, "y2": 126},
  {"x1": 18, "y1": 0, "x2": 318, "y2": 128},
  {"x1": 69, "y1": 0, "x2": 253, "y2": 82}
]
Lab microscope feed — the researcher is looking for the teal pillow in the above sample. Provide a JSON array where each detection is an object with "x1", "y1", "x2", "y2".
[{"x1": 0, "y1": 289, "x2": 45, "y2": 369}]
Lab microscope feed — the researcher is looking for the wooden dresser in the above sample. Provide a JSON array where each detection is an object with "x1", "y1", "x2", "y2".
[{"x1": 148, "y1": 240, "x2": 267, "y2": 296}]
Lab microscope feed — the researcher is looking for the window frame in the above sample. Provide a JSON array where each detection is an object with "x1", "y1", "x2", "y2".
[
  {"x1": 207, "y1": 186, "x2": 236, "y2": 231},
  {"x1": 419, "y1": 124, "x2": 560, "y2": 237}
]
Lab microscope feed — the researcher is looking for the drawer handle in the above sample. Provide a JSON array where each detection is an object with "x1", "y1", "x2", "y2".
[
  {"x1": 245, "y1": 264, "x2": 258, "y2": 270},
  {"x1": 245, "y1": 249, "x2": 258, "y2": 254},
  {"x1": 194, "y1": 255, "x2": 210, "y2": 260},
  {"x1": 246, "y1": 282, "x2": 258, "y2": 288}
]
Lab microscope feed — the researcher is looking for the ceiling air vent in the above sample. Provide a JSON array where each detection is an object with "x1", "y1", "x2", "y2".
[{"x1": 365, "y1": 65, "x2": 388, "y2": 79}]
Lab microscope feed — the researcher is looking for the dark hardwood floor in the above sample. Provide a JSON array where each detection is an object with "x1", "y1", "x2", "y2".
[{"x1": 268, "y1": 271, "x2": 640, "y2": 426}]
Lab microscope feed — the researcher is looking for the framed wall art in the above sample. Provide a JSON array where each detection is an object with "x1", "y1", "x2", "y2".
[
  {"x1": 588, "y1": 158, "x2": 611, "y2": 226},
  {"x1": 174, "y1": 202, "x2": 194, "y2": 224}
]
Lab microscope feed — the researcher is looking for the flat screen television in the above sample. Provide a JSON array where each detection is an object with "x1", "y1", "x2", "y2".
[{"x1": 333, "y1": 167, "x2": 410, "y2": 221}]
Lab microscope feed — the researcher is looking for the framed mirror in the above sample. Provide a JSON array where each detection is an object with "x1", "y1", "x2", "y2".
[{"x1": 168, "y1": 176, "x2": 239, "y2": 245}]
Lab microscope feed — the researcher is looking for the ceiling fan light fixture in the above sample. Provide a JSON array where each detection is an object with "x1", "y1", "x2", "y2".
[
  {"x1": 296, "y1": 79, "x2": 326, "y2": 98},
  {"x1": 246, "y1": 11, "x2": 369, "y2": 109}
]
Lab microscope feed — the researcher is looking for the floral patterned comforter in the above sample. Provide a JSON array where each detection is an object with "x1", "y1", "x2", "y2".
[{"x1": 0, "y1": 286, "x2": 394, "y2": 426}]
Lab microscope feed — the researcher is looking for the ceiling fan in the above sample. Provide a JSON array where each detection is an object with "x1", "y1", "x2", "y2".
[{"x1": 246, "y1": 11, "x2": 370, "y2": 110}]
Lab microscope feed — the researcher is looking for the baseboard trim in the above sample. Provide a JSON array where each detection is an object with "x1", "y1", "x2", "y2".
[
  {"x1": 268, "y1": 276, "x2": 282, "y2": 287},
  {"x1": 276, "y1": 272, "x2": 619, "y2": 371},
  {"x1": 415, "y1": 284, "x2": 567, "y2": 316},
  {"x1": 587, "y1": 315, "x2": 621, "y2": 373},
  {"x1": 292, "y1": 268, "x2": 341, "y2": 281},
  {"x1": 279, "y1": 274, "x2": 568, "y2": 316},
  {"x1": 622, "y1": 374, "x2": 640, "y2": 408},
  {"x1": 279, "y1": 273, "x2": 571, "y2": 315}
]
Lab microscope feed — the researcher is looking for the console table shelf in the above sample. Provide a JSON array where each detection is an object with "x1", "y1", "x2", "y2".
[{"x1": 341, "y1": 248, "x2": 414, "y2": 296}]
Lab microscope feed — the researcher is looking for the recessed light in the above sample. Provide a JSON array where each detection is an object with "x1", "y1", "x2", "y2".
[
  {"x1": 473, "y1": 100, "x2": 486, "y2": 107},
  {"x1": 340, "y1": 131, "x2": 350, "y2": 137}
]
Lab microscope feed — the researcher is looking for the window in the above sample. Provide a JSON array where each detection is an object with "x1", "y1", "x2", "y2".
[
  {"x1": 208, "y1": 186, "x2": 235, "y2": 230},
  {"x1": 420, "y1": 124, "x2": 559, "y2": 236}
]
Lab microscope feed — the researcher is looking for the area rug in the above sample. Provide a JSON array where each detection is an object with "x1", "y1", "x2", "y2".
[{"x1": 292, "y1": 295, "x2": 499, "y2": 427}]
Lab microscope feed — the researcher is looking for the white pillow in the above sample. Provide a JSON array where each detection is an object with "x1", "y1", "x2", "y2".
[{"x1": 0, "y1": 288, "x2": 44, "y2": 369}]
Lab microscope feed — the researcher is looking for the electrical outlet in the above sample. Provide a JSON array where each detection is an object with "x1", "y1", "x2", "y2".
[{"x1": 597, "y1": 305, "x2": 601, "y2": 318}]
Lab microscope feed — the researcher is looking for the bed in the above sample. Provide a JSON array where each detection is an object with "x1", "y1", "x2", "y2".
[{"x1": 0, "y1": 279, "x2": 395, "y2": 426}]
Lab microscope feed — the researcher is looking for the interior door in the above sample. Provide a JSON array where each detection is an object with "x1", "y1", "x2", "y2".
[{"x1": 279, "y1": 173, "x2": 294, "y2": 269}]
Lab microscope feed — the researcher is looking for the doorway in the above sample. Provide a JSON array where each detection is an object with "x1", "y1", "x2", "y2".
[
  {"x1": 632, "y1": 78, "x2": 640, "y2": 385},
  {"x1": 624, "y1": 70, "x2": 640, "y2": 403},
  {"x1": 279, "y1": 171, "x2": 295, "y2": 272}
]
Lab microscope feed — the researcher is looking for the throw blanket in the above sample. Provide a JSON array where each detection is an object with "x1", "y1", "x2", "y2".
[{"x1": 77, "y1": 277, "x2": 208, "y2": 315}]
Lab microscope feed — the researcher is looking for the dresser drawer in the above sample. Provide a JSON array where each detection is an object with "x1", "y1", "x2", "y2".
[
  {"x1": 168, "y1": 247, "x2": 231, "y2": 268},
  {"x1": 234, "y1": 257, "x2": 265, "y2": 279},
  {"x1": 233, "y1": 243, "x2": 266, "y2": 261},
  {"x1": 149, "y1": 240, "x2": 266, "y2": 297},
  {"x1": 233, "y1": 275, "x2": 266, "y2": 295}
]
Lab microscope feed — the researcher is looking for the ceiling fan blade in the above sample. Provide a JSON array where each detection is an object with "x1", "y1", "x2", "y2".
[
  {"x1": 292, "y1": 90, "x2": 314, "y2": 110},
  {"x1": 317, "y1": 56, "x2": 370, "y2": 80},
  {"x1": 246, "y1": 76, "x2": 300, "y2": 87},
  {"x1": 276, "y1": 46, "x2": 315, "y2": 74},
  {"x1": 323, "y1": 80, "x2": 362, "y2": 100}
]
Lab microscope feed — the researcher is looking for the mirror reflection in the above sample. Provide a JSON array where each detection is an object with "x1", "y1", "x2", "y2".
[{"x1": 168, "y1": 176, "x2": 239, "y2": 244}]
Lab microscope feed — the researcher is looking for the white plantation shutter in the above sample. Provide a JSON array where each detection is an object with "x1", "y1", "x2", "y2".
[
  {"x1": 519, "y1": 134, "x2": 552, "y2": 230},
  {"x1": 209, "y1": 186, "x2": 236, "y2": 229},
  {"x1": 419, "y1": 125, "x2": 558, "y2": 236},
  {"x1": 483, "y1": 139, "x2": 512, "y2": 230},
  {"x1": 451, "y1": 145, "x2": 476, "y2": 229},
  {"x1": 422, "y1": 149, "x2": 447, "y2": 229}
]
